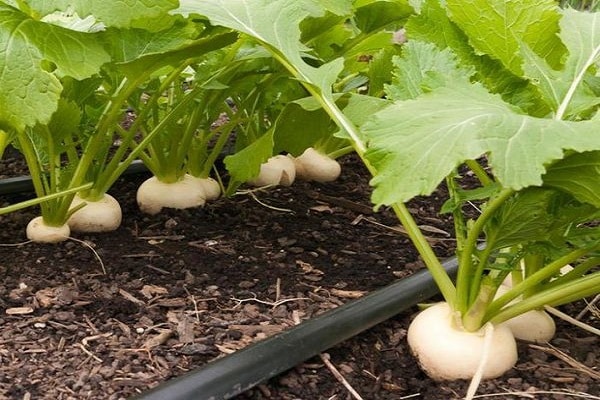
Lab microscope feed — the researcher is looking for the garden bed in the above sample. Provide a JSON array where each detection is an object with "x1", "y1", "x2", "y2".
[{"x1": 0, "y1": 154, "x2": 598, "y2": 400}]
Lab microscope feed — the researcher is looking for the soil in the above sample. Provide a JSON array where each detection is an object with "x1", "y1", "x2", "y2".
[{"x1": 0, "y1": 151, "x2": 598, "y2": 400}]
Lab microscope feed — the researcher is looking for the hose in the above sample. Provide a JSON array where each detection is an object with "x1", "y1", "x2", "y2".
[{"x1": 132, "y1": 258, "x2": 458, "y2": 400}]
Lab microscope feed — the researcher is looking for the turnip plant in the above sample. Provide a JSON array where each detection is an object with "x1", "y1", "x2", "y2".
[
  {"x1": 0, "y1": 1, "x2": 235, "y2": 239},
  {"x1": 188, "y1": 0, "x2": 600, "y2": 389}
]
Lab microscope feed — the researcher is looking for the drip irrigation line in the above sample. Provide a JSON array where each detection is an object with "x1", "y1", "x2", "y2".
[
  {"x1": 132, "y1": 258, "x2": 458, "y2": 400},
  {"x1": 0, "y1": 161, "x2": 149, "y2": 196}
]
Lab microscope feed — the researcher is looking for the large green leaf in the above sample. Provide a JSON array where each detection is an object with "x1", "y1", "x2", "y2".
[
  {"x1": 446, "y1": 0, "x2": 564, "y2": 75},
  {"x1": 27, "y1": 0, "x2": 179, "y2": 28},
  {"x1": 521, "y1": 9, "x2": 600, "y2": 118},
  {"x1": 362, "y1": 81, "x2": 600, "y2": 206},
  {"x1": 174, "y1": 0, "x2": 344, "y2": 95},
  {"x1": 0, "y1": 4, "x2": 109, "y2": 129}
]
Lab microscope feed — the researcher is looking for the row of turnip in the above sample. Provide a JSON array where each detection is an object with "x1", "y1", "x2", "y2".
[{"x1": 25, "y1": 146, "x2": 342, "y2": 243}]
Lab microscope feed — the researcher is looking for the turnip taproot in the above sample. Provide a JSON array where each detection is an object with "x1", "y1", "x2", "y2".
[
  {"x1": 249, "y1": 155, "x2": 296, "y2": 187},
  {"x1": 290, "y1": 147, "x2": 341, "y2": 182},
  {"x1": 67, "y1": 194, "x2": 122, "y2": 232},
  {"x1": 407, "y1": 302, "x2": 517, "y2": 381},
  {"x1": 137, "y1": 174, "x2": 207, "y2": 215},
  {"x1": 26, "y1": 216, "x2": 71, "y2": 243}
]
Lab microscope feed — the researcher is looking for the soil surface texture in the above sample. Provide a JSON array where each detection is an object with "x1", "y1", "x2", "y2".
[{"x1": 0, "y1": 152, "x2": 598, "y2": 400}]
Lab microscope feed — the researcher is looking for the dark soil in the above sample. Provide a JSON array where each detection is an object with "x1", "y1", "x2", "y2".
[{"x1": 0, "y1": 153, "x2": 598, "y2": 400}]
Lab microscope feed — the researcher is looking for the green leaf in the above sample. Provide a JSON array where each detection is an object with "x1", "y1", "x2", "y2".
[
  {"x1": 223, "y1": 130, "x2": 275, "y2": 193},
  {"x1": 27, "y1": 0, "x2": 179, "y2": 28},
  {"x1": 543, "y1": 151, "x2": 600, "y2": 207},
  {"x1": 354, "y1": 0, "x2": 413, "y2": 33},
  {"x1": 362, "y1": 81, "x2": 600, "y2": 206},
  {"x1": 446, "y1": 0, "x2": 564, "y2": 75},
  {"x1": 113, "y1": 32, "x2": 239, "y2": 80},
  {"x1": 440, "y1": 183, "x2": 502, "y2": 214},
  {"x1": 102, "y1": 19, "x2": 199, "y2": 64},
  {"x1": 273, "y1": 100, "x2": 338, "y2": 156},
  {"x1": 487, "y1": 188, "x2": 599, "y2": 250},
  {"x1": 0, "y1": 4, "x2": 110, "y2": 129},
  {"x1": 385, "y1": 40, "x2": 473, "y2": 101},
  {"x1": 405, "y1": 0, "x2": 538, "y2": 111},
  {"x1": 174, "y1": 0, "x2": 344, "y2": 94},
  {"x1": 521, "y1": 8, "x2": 600, "y2": 119}
]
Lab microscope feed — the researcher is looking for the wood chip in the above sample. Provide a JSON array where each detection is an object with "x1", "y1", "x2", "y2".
[
  {"x1": 119, "y1": 289, "x2": 145, "y2": 305},
  {"x1": 153, "y1": 298, "x2": 187, "y2": 307},
  {"x1": 6, "y1": 307, "x2": 34, "y2": 315},
  {"x1": 142, "y1": 329, "x2": 173, "y2": 350},
  {"x1": 330, "y1": 288, "x2": 367, "y2": 299},
  {"x1": 140, "y1": 285, "x2": 168, "y2": 299}
]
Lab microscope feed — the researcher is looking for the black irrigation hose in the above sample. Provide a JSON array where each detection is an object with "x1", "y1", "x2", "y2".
[
  {"x1": 0, "y1": 160, "x2": 149, "y2": 196},
  {"x1": 132, "y1": 258, "x2": 458, "y2": 400}
]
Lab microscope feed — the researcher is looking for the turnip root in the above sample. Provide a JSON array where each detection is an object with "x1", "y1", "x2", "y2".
[
  {"x1": 67, "y1": 193, "x2": 122, "y2": 232},
  {"x1": 26, "y1": 216, "x2": 70, "y2": 243},
  {"x1": 190, "y1": 176, "x2": 221, "y2": 201},
  {"x1": 407, "y1": 302, "x2": 517, "y2": 381},
  {"x1": 137, "y1": 174, "x2": 207, "y2": 215},
  {"x1": 249, "y1": 155, "x2": 296, "y2": 187},
  {"x1": 495, "y1": 285, "x2": 556, "y2": 343},
  {"x1": 500, "y1": 310, "x2": 556, "y2": 343},
  {"x1": 290, "y1": 147, "x2": 341, "y2": 182}
]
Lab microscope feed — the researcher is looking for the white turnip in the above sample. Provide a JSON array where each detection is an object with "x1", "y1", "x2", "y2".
[
  {"x1": 249, "y1": 155, "x2": 296, "y2": 187},
  {"x1": 495, "y1": 285, "x2": 556, "y2": 343},
  {"x1": 26, "y1": 216, "x2": 70, "y2": 243},
  {"x1": 407, "y1": 302, "x2": 517, "y2": 381},
  {"x1": 290, "y1": 147, "x2": 341, "y2": 182},
  {"x1": 137, "y1": 174, "x2": 207, "y2": 215},
  {"x1": 190, "y1": 176, "x2": 221, "y2": 201},
  {"x1": 67, "y1": 193, "x2": 122, "y2": 232}
]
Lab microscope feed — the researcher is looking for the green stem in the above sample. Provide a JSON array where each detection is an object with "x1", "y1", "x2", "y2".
[
  {"x1": 326, "y1": 145, "x2": 354, "y2": 159},
  {"x1": 543, "y1": 256, "x2": 600, "y2": 289},
  {"x1": 102, "y1": 83, "x2": 210, "y2": 187},
  {"x1": 16, "y1": 131, "x2": 51, "y2": 218},
  {"x1": 196, "y1": 118, "x2": 240, "y2": 178},
  {"x1": 465, "y1": 159, "x2": 493, "y2": 186},
  {"x1": 467, "y1": 241, "x2": 495, "y2": 304},
  {"x1": 462, "y1": 276, "x2": 497, "y2": 331},
  {"x1": 455, "y1": 188, "x2": 514, "y2": 313},
  {"x1": 522, "y1": 253, "x2": 544, "y2": 297},
  {"x1": 90, "y1": 66, "x2": 190, "y2": 195},
  {"x1": 391, "y1": 203, "x2": 457, "y2": 304},
  {"x1": 445, "y1": 173, "x2": 467, "y2": 254},
  {"x1": 67, "y1": 78, "x2": 133, "y2": 192},
  {"x1": 0, "y1": 183, "x2": 92, "y2": 216},
  {"x1": 485, "y1": 245, "x2": 599, "y2": 320},
  {"x1": 489, "y1": 272, "x2": 600, "y2": 324}
]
